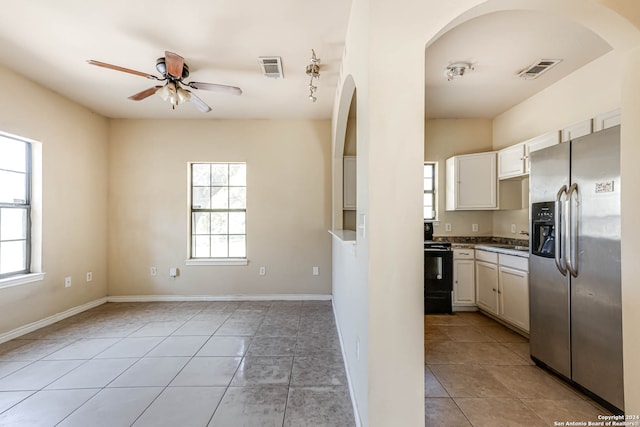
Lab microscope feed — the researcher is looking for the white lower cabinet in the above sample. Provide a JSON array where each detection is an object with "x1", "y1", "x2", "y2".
[
  {"x1": 453, "y1": 249, "x2": 475, "y2": 308},
  {"x1": 475, "y1": 250, "x2": 530, "y2": 333},
  {"x1": 475, "y1": 259, "x2": 499, "y2": 316},
  {"x1": 498, "y1": 254, "x2": 529, "y2": 332}
]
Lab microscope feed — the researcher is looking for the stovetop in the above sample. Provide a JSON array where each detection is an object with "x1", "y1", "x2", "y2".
[{"x1": 424, "y1": 241, "x2": 452, "y2": 249}]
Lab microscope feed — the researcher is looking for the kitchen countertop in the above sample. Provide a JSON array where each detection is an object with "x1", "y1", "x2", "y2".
[
  {"x1": 450, "y1": 242, "x2": 529, "y2": 258},
  {"x1": 471, "y1": 243, "x2": 530, "y2": 258}
]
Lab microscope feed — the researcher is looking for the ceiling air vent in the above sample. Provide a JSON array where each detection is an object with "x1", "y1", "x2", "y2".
[
  {"x1": 518, "y1": 59, "x2": 562, "y2": 80},
  {"x1": 258, "y1": 56, "x2": 284, "y2": 79}
]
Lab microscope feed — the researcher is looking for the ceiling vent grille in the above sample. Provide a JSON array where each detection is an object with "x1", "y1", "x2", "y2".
[
  {"x1": 518, "y1": 59, "x2": 562, "y2": 80},
  {"x1": 258, "y1": 56, "x2": 284, "y2": 79}
]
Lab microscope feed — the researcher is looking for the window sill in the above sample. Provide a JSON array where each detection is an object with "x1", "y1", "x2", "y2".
[
  {"x1": 185, "y1": 259, "x2": 248, "y2": 266},
  {"x1": 0, "y1": 272, "x2": 46, "y2": 290}
]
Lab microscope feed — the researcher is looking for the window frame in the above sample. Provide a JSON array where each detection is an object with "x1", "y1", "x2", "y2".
[
  {"x1": 0, "y1": 134, "x2": 32, "y2": 279},
  {"x1": 423, "y1": 162, "x2": 438, "y2": 221},
  {"x1": 186, "y1": 162, "x2": 248, "y2": 266}
]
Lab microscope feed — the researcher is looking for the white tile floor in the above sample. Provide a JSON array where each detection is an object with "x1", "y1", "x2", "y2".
[{"x1": 0, "y1": 301, "x2": 356, "y2": 426}]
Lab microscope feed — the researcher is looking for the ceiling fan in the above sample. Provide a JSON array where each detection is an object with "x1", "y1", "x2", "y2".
[{"x1": 87, "y1": 51, "x2": 242, "y2": 112}]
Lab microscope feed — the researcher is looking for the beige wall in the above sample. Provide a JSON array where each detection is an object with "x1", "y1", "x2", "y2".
[
  {"x1": 108, "y1": 119, "x2": 332, "y2": 297},
  {"x1": 0, "y1": 65, "x2": 109, "y2": 335},
  {"x1": 425, "y1": 119, "x2": 494, "y2": 237}
]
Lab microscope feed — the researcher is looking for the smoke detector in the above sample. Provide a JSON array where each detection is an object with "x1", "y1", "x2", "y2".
[
  {"x1": 518, "y1": 59, "x2": 562, "y2": 80},
  {"x1": 258, "y1": 56, "x2": 284, "y2": 79}
]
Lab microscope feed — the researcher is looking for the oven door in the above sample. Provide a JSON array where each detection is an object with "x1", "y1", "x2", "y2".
[{"x1": 424, "y1": 248, "x2": 453, "y2": 314}]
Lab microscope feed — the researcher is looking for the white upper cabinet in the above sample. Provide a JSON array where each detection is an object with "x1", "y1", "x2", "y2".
[
  {"x1": 498, "y1": 143, "x2": 526, "y2": 180},
  {"x1": 593, "y1": 108, "x2": 621, "y2": 132},
  {"x1": 446, "y1": 152, "x2": 497, "y2": 211},
  {"x1": 561, "y1": 118, "x2": 593, "y2": 142},
  {"x1": 524, "y1": 130, "x2": 560, "y2": 174}
]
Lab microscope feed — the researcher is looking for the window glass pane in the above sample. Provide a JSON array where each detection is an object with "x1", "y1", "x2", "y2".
[
  {"x1": 229, "y1": 235, "x2": 246, "y2": 258},
  {"x1": 423, "y1": 164, "x2": 433, "y2": 179},
  {"x1": 423, "y1": 178, "x2": 433, "y2": 191},
  {"x1": 229, "y1": 164, "x2": 246, "y2": 186},
  {"x1": 192, "y1": 164, "x2": 210, "y2": 186},
  {"x1": 1, "y1": 208, "x2": 27, "y2": 240},
  {"x1": 424, "y1": 194, "x2": 433, "y2": 206},
  {"x1": 424, "y1": 207, "x2": 434, "y2": 220},
  {"x1": 211, "y1": 164, "x2": 229, "y2": 186},
  {"x1": 0, "y1": 241, "x2": 26, "y2": 274},
  {"x1": 211, "y1": 236, "x2": 228, "y2": 257},
  {"x1": 211, "y1": 212, "x2": 228, "y2": 234},
  {"x1": 229, "y1": 212, "x2": 245, "y2": 234},
  {"x1": 211, "y1": 187, "x2": 229, "y2": 209},
  {"x1": 192, "y1": 212, "x2": 210, "y2": 235},
  {"x1": 229, "y1": 187, "x2": 246, "y2": 209},
  {"x1": 193, "y1": 235, "x2": 211, "y2": 258},
  {"x1": 192, "y1": 187, "x2": 211, "y2": 209},
  {"x1": 0, "y1": 137, "x2": 26, "y2": 173},
  {"x1": 0, "y1": 170, "x2": 26, "y2": 204}
]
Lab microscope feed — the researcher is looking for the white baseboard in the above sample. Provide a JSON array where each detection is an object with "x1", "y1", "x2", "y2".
[
  {"x1": 0, "y1": 297, "x2": 107, "y2": 344},
  {"x1": 106, "y1": 294, "x2": 332, "y2": 303},
  {"x1": 332, "y1": 302, "x2": 363, "y2": 427}
]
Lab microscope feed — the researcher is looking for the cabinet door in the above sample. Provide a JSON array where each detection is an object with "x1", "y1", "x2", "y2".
[
  {"x1": 499, "y1": 266, "x2": 530, "y2": 332},
  {"x1": 525, "y1": 130, "x2": 560, "y2": 174},
  {"x1": 343, "y1": 156, "x2": 356, "y2": 210},
  {"x1": 475, "y1": 261, "x2": 499, "y2": 315},
  {"x1": 498, "y1": 143, "x2": 525, "y2": 179},
  {"x1": 561, "y1": 119, "x2": 592, "y2": 142},
  {"x1": 447, "y1": 152, "x2": 497, "y2": 210},
  {"x1": 453, "y1": 259, "x2": 475, "y2": 305}
]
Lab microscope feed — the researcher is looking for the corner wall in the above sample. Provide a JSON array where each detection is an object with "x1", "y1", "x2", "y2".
[{"x1": 0, "y1": 65, "x2": 109, "y2": 335}]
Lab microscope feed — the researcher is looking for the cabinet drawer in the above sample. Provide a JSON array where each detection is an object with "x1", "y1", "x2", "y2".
[
  {"x1": 499, "y1": 254, "x2": 528, "y2": 271},
  {"x1": 453, "y1": 249, "x2": 475, "y2": 260},
  {"x1": 475, "y1": 250, "x2": 497, "y2": 264}
]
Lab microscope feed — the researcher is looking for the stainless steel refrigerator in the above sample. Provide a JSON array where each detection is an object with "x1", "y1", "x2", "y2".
[{"x1": 529, "y1": 125, "x2": 623, "y2": 412}]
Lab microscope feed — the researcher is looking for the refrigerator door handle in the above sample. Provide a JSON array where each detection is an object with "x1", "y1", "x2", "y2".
[
  {"x1": 566, "y1": 183, "x2": 579, "y2": 278},
  {"x1": 555, "y1": 185, "x2": 568, "y2": 276}
]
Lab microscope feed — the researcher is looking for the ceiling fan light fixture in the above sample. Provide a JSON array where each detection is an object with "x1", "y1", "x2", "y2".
[
  {"x1": 444, "y1": 62, "x2": 474, "y2": 82},
  {"x1": 176, "y1": 86, "x2": 191, "y2": 104}
]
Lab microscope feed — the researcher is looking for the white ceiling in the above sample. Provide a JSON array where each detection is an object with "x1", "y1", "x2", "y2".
[
  {"x1": 425, "y1": 10, "x2": 612, "y2": 119},
  {"x1": 0, "y1": 4, "x2": 614, "y2": 121},
  {"x1": 0, "y1": 0, "x2": 352, "y2": 119}
]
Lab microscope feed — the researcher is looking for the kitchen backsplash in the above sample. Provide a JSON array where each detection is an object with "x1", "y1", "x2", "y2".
[{"x1": 433, "y1": 235, "x2": 529, "y2": 246}]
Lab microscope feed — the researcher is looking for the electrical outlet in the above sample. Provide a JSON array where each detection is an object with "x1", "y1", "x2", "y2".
[
  {"x1": 511, "y1": 224, "x2": 517, "y2": 234},
  {"x1": 259, "y1": 266, "x2": 266, "y2": 276},
  {"x1": 64, "y1": 276, "x2": 72, "y2": 288},
  {"x1": 445, "y1": 223, "x2": 452, "y2": 232},
  {"x1": 312, "y1": 266, "x2": 319, "y2": 276},
  {"x1": 86, "y1": 272, "x2": 93, "y2": 282},
  {"x1": 472, "y1": 224, "x2": 478, "y2": 232},
  {"x1": 150, "y1": 266, "x2": 157, "y2": 276}
]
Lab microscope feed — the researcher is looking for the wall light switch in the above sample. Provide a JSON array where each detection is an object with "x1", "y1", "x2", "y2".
[
  {"x1": 312, "y1": 266, "x2": 319, "y2": 276},
  {"x1": 259, "y1": 266, "x2": 266, "y2": 276},
  {"x1": 445, "y1": 223, "x2": 452, "y2": 232},
  {"x1": 150, "y1": 267, "x2": 157, "y2": 276},
  {"x1": 64, "y1": 276, "x2": 72, "y2": 288},
  {"x1": 86, "y1": 272, "x2": 93, "y2": 282},
  {"x1": 511, "y1": 224, "x2": 517, "y2": 234}
]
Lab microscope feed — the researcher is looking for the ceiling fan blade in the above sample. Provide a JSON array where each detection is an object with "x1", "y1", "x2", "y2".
[
  {"x1": 165, "y1": 51, "x2": 184, "y2": 78},
  {"x1": 186, "y1": 81, "x2": 242, "y2": 96},
  {"x1": 186, "y1": 90, "x2": 212, "y2": 113},
  {"x1": 87, "y1": 60, "x2": 158, "y2": 80},
  {"x1": 128, "y1": 86, "x2": 163, "y2": 101}
]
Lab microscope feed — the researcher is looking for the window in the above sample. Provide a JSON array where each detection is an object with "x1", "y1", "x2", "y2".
[
  {"x1": 0, "y1": 134, "x2": 31, "y2": 278},
  {"x1": 423, "y1": 162, "x2": 437, "y2": 220},
  {"x1": 190, "y1": 163, "x2": 246, "y2": 260}
]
